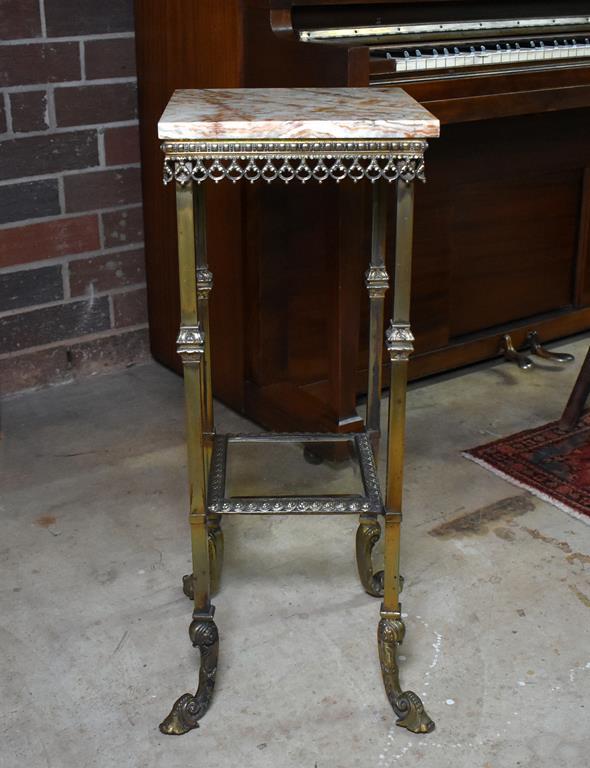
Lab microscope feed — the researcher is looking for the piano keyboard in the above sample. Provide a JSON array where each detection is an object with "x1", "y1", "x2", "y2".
[{"x1": 381, "y1": 38, "x2": 590, "y2": 73}]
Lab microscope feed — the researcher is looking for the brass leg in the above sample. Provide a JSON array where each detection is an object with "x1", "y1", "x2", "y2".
[
  {"x1": 356, "y1": 514, "x2": 384, "y2": 597},
  {"x1": 183, "y1": 515, "x2": 224, "y2": 599},
  {"x1": 379, "y1": 180, "x2": 434, "y2": 733},
  {"x1": 159, "y1": 609, "x2": 219, "y2": 735},
  {"x1": 356, "y1": 181, "x2": 390, "y2": 597},
  {"x1": 348, "y1": 192, "x2": 399, "y2": 599},
  {"x1": 207, "y1": 515, "x2": 224, "y2": 595},
  {"x1": 162, "y1": 181, "x2": 217, "y2": 735},
  {"x1": 195, "y1": 186, "x2": 215, "y2": 473},
  {"x1": 365, "y1": 180, "x2": 389, "y2": 442}
]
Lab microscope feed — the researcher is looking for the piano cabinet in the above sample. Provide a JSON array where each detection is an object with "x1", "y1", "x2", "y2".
[{"x1": 135, "y1": 0, "x2": 590, "y2": 433}]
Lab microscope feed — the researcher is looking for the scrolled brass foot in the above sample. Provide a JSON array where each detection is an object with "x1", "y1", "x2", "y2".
[
  {"x1": 378, "y1": 613, "x2": 435, "y2": 734},
  {"x1": 159, "y1": 615, "x2": 219, "y2": 736},
  {"x1": 356, "y1": 518, "x2": 384, "y2": 597}
]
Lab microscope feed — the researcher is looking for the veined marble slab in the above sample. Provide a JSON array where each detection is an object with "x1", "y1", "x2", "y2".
[{"x1": 158, "y1": 88, "x2": 439, "y2": 142}]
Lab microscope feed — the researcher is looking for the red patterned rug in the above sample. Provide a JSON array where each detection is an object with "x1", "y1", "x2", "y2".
[{"x1": 464, "y1": 413, "x2": 590, "y2": 525}]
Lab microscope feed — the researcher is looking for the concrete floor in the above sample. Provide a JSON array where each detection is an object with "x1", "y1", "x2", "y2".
[{"x1": 2, "y1": 337, "x2": 590, "y2": 768}]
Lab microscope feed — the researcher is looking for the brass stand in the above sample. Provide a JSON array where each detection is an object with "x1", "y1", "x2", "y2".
[{"x1": 159, "y1": 132, "x2": 435, "y2": 735}]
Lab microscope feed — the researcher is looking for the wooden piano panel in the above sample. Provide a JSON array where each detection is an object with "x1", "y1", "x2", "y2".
[
  {"x1": 447, "y1": 170, "x2": 579, "y2": 336},
  {"x1": 411, "y1": 182, "x2": 453, "y2": 352},
  {"x1": 417, "y1": 110, "x2": 589, "y2": 340},
  {"x1": 245, "y1": 182, "x2": 339, "y2": 388},
  {"x1": 357, "y1": 106, "x2": 590, "y2": 384}
]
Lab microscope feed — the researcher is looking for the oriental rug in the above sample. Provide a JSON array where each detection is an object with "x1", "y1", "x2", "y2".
[{"x1": 464, "y1": 412, "x2": 590, "y2": 525}]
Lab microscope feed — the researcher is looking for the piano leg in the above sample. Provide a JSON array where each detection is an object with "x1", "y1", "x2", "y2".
[{"x1": 379, "y1": 180, "x2": 434, "y2": 734}]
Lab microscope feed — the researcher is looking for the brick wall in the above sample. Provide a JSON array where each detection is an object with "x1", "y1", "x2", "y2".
[{"x1": 0, "y1": 0, "x2": 149, "y2": 396}]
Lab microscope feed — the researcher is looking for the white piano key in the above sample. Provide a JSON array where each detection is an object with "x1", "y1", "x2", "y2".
[{"x1": 384, "y1": 36, "x2": 590, "y2": 75}]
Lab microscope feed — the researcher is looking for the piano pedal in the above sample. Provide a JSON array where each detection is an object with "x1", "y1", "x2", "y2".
[
  {"x1": 501, "y1": 334, "x2": 533, "y2": 370},
  {"x1": 526, "y1": 330, "x2": 575, "y2": 364}
]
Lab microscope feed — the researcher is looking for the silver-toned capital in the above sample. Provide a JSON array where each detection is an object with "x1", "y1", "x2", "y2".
[
  {"x1": 386, "y1": 321, "x2": 414, "y2": 361},
  {"x1": 197, "y1": 268, "x2": 213, "y2": 299},
  {"x1": 177, "y1": 324, "x2": 205, "y2": 363},
  {"x1": 365, "y1": 266, "x2": 389, "y2": 298}
]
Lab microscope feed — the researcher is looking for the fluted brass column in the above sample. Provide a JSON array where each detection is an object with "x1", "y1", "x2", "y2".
[
  {"x1": 194, "y1": 185, "x2": 223, "y2": 595},
  {"x1": 378, "y1": 180, "x2": 434, "y2": 734},
  {"x1": 356, "y1": 181, "x2": 390, "y2": 597},
  {"x1": 160, "y1": 181, "x2": 218, "y2": 736},
  {"x1": 365, "y1": 180, "x2": 390, "y2": 439}
]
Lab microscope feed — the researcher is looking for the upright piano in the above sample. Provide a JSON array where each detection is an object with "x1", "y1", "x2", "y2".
[{"x1": 135, "y1": 0, "x2": 590, "y2": 433}]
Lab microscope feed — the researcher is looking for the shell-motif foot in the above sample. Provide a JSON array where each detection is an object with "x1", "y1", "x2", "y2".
[
  {"x1": 378, "y1": 615, "x2": 435, "y2": 734},
  {"x1": 392, "y1": 690, "x2": 435, "y2": 734},
  {"x1": 159, "y1": 692, "x2": 202, "y2": 735},
  {"x1": 159, "y1": 616, "x2": 219, "y2": 735}
]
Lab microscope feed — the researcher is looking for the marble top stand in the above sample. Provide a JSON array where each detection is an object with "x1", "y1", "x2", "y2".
[
  {"x1": 159, "y1": 87, "x2": 439, "y2": 185},
  {"x1": 157, "y1": 88, "x2": 440, "y2": 740}
]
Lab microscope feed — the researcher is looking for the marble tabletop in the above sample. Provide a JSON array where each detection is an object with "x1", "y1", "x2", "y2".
[{"x1": 159, "y1": 88, "x2": 439, "y2": 142}]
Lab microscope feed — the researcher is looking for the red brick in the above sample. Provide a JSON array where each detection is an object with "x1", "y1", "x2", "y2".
[
  {"x1": 0, "y1": 264, "x2": 63, "y2": 312},
  {"x1": 0, "y1": 215, "x2": 100, "y2": 268},
  {"x1": 10, "y1": 90, "x2": 49, "y2": 133},
  {"x1": 0, "y1": 328, "x2": 150, "y2": 396},
  {"x1": 45, "y1": 0, "x2": 134, "y2": 37},
  {"x1": 0, "y1": 99, "x2": 6, "y2": 133},
  {"x1": 0, "y1": 345, "x2": 67, "y2": 394},
  {"x1": 0, "y1": 179, "x2": 60, "y2": 225},
  {"x1": 104, "y1": 124, "x2": 140, "y2": 166},
  {"x1": 0, "y1": 0, "x2": 41, "y2": 40},
  {"x1": 0, "y1": 297, "x2": 111, "y2": 354},
  {"x1": 102, "y1": 206, "x2": 144, "y2": 248},
  {"x1": 0, "y1": 131, "x2": 99, "y2": 181},
  {"x1": 64, "y1": 167, "x2": 141, "y2": 213},
  {"x1": 0, "y1": 43, "x2": 80, "y2": 87},
  {"x1": 85, "y1": 37, "x2": 137, "y2": 80},
  {"x1": 55, "y1": 83, "x2": 137, "y2": 128},
  {"x1": 69, "y1": 248, "x2": 145, "y2": 296},
  {"x1": 112, "y1": 286, "x2": 147, "y2": 327}
]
